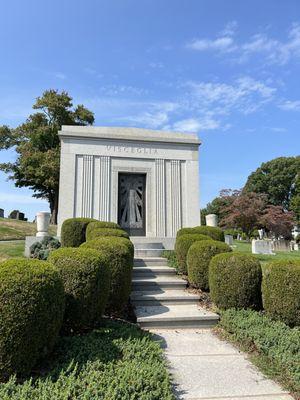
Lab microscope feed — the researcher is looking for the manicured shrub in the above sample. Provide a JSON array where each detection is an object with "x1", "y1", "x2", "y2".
[
  {"x1": 187, "y1": 240, "x2": 231, "y2": 290},
  {"x1": 30, "y1": 236, "x2": 61, "y2": 260},
  {"x1": 61, "y1": 217, "x2": 97, "y2": 247},
  {"x1": 86, "y1": 227, "x2": 129, "y2": 241},
  {"x1": 177, "y1": 226, "x2": 225, "y2": 242},
  {"x1": 175, "y1": 234, "x2": 211, "y2": 274},
  {"x1": 209, "y1": 252, "x2": 262, "y2": 310},
  {"x1": 0, "y1": 259, "x2": 64, "y2": 380},
  {"x1": 81, "y1": 237, "x2": 134, "y2": 313},
  {"x1": 86, "y1": 221, "x2": 121, "y2": 236},
  {"x1": 262, "y1": 260, "x2": 300, "y2": 326},
  {"x1": 48, "y1": 247, "x2": 110, "y2": 330}
]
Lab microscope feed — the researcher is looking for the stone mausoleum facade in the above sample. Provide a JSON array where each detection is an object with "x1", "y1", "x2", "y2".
[{"x1": 57, "y1": 126, "x2": 201, "y2": 241}]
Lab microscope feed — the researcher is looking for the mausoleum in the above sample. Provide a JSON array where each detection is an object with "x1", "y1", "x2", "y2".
[{"x1": 57, "y1": 126, "x2": 201, "y2": 243}]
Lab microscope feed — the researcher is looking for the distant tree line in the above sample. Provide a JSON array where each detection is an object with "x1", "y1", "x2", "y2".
[{"x1": 201, "y1": 156, "x2": 300, "y2": 239}]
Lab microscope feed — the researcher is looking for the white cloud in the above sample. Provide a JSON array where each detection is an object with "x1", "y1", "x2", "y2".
[
  {"x1": 185, "y1": 76, "x2": 276, "y2": 115},
  {"x1": 187, "y1": 22, "x2": 300, "y2": 65},
  {"x1": 54, "y1": 72, "x2": 66, "y2": 80},
  {"x1": 278, "y1": 99, "x2": 300, "y2": 111},
  {"x1": 173, "y1": 117, "x2": 220, "y2": 132},
  {"x1": 187, "y1": 36, "x2": 235, "y2": 52}
]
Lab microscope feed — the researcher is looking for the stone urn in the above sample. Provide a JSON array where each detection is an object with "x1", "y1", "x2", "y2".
[
  {"x1": 205, "y1": 214, "x2": 218, "y2": 227},
  {"x1": 36, "y1": 212, "x2": 51, "y2": 237}
]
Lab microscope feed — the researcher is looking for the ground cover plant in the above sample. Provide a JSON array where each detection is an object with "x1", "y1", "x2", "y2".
[
  {"x1": 0, "y1": 319, "x2": 175, "y2": 400},
  {"x1": 218, "y1": 309, "x2": 300, "y2": 398}
]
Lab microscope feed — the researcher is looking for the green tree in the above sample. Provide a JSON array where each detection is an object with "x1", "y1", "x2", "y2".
[
  {"x1": 243, "y1": 156, "x2": 300, "y2": 213},
  {"x1": 201, "y1": 189, "x2": 240, "y2": 224},
  {"x1": 290, "y1": 174, "x2": 300, "y2": 221},
  {"x1": 0, "y1": 90, "x2": 94, "y2": 224}
]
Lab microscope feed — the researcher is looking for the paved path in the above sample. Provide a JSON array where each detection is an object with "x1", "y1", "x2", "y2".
[{"x1": 152, "y1": 329, "x2": 293, "y2": 400}]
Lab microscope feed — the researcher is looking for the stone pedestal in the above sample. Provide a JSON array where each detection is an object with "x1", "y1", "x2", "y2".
[
  {"x1": 252, "y1": 240, "x2": 274, "y2": 255},
  {"x1": 205, "y1": 214, "x2": 218, "y2": 227},
  {"x1": 36, "y1": 211, "x2": 50, "y2": 237}
]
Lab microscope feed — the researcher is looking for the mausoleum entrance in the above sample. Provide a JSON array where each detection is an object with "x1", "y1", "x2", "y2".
[{"x1": 118, "y1": 173, "x2": 146, "y2": 236}]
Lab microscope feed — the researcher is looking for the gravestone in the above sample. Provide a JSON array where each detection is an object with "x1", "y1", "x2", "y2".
[
  {"x1": 252, "y1": 239, "x2": 274, "y2": 255},
  {"x1": 8, "y1": 209, "x2": 27, "y2": 221},
  {"x1": 0, "y1": 208, "x2": 4, "y2": 218},
  {"x1": 225, "y1": 234, "x2": 233, "y2": 245},
  {"x1": 57, "y1": 126, "x2": 201, "y2": 246},
  {"x1": 205, "y1": 214, "x2": 218, "y2": 227},
  {"x1": 272, "y1": 239, "x2": 291, "y2": 252}
]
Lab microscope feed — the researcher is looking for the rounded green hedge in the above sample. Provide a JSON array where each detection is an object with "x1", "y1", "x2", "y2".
[
  {"x1": 86, "y1": 221, "x2": 121, "y2": 237},
  {"x1": 86, "y1": 227, "x2": 129, "y2": 241},
  {"x1": 262, "y1": 260, "x2": 300, "y2": 326},
  {"x1": 175, "y1": 234, "x2": 211, "y2": 274},
  {"x1": 48, "y1": 247, "x2": 110, "y2": 330},
  {"x1": 209, "y1": 252, "x2": 262, "y2": 310},
  {"x1": 187, "y1": 240, "x2": 232, "y2": 290},
  {"x1": 81, "y1": 237, "x2": 134, "y2": 313},
  {"x1": 61, "y1": 217, "x2": 97, "y2": 247},
  {"x1": 0, "y1": 259, "x2": 64, "y2": 380},
  {"x1": 177, "y1": 226, "x2": 225, "y2": 242}
]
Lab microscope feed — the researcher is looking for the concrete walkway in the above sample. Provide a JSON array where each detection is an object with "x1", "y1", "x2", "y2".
[{"x1": 152, "y1": 329, "x2": 293, "y2": 400}]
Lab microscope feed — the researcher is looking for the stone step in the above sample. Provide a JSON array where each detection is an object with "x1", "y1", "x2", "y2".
[
  {"x1": 131, "y1": 289, "x2": 199, "y2": 306},
  {"x1": 132, "y1": 276, "x2": 186, "y2": 291},
  {"x1": 134, "y1": 257, "x2": 168, "y2": 267},
  {"x1": 135, "y1": 304, "x2": 219, "y2": 329},
  {"x1": 134, "y1": 249, "x2": 164, "y2": 257},
  {"x1": 134, "y1": 242, "x2": 164, "y2": 249},
  {"x1": 133, "y1": 266, "x2": 176, "y2": 277}
]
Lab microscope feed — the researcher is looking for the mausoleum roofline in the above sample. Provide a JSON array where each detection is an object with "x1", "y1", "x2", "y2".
[{"x1": 59, "y1": 125, "x2": 201, "y2": 146}]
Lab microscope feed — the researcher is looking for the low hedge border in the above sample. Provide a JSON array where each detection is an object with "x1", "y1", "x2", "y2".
[
  {"x1": 177, "y1": 226, "x2": 225, "y2": 242},
  {"x1": 209, "y1": 252, "x2": 262, "y2": 310},
  {"x1": 0, "y1": 259, "x2": 65, "y2": 380},
  {"x1": 219, "y1": 309, "x2": 300, "y2": 397},
  {"x1": 187, "y1": 240, "x2": 231, "y2": 290},
  {"x1": 262, "y1": 260, "x2": 300, "y2": 327}
]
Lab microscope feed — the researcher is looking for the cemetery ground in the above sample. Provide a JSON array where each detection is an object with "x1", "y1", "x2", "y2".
[{"x1": 0, "y1": 217, "x2": 57, "y2": 241}]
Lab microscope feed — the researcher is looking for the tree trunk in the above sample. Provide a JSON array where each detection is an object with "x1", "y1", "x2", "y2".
[{"x1": 49, "y1": 191, "x2": 59, "y2": 225}]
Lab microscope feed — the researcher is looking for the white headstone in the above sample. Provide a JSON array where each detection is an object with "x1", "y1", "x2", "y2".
[
  {"x1": 225, "y1": 234, "x2": 233, "y2": 245},
  {"x1": 251, "y1": 239, "x2": 274, "y2": 255},
  {"x1": 36, "y1": 211, "x2": 51, "y2": 237},
  {"x1": 205, "y1": 214, "x2": 218, "y2": 227}
]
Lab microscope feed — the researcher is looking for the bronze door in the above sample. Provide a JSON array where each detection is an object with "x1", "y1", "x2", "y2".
[{"x1": 118, "y1": 173, "x2": 146, "y2": 236}]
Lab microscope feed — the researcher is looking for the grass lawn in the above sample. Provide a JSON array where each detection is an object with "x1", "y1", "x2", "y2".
[
  {"x1": 0, "y1": 319, "x2": 174, "y2": 400},
  {"x1": 0, "y1": 218, "x2": 57, "y2": 241},
  {"x1": 0, "y1": 240, "x2": 25, "y2": 262},
  {"x1": 232, "y1": 239, "x2": 300, "y2": 264}
]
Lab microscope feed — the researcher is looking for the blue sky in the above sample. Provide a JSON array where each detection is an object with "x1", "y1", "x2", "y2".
[{"x1": 0, "y1": 0, "x2": 300, "y2": 220}]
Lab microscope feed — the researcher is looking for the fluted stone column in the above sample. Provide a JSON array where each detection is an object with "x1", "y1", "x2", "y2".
[
  {"x1": 81, "y1": 155, "x2": 94, "y2": 217},
  {"x1": 170, "y1": 160, "x2": 182, "y2": 236},
  {"x1": 98, "y1": 156, "x2": 111, "y2": 221},
  {"x1": 155, "y1": 159, "x2": 166, "y2": 236}
]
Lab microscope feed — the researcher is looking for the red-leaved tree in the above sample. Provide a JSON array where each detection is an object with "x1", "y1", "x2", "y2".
[
  {"x1": 220, "y1": 192, "x2": 268, "y2": 236},
  {"x1": 260, "y1": 205, "x2": 295, "y2": 239}
]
